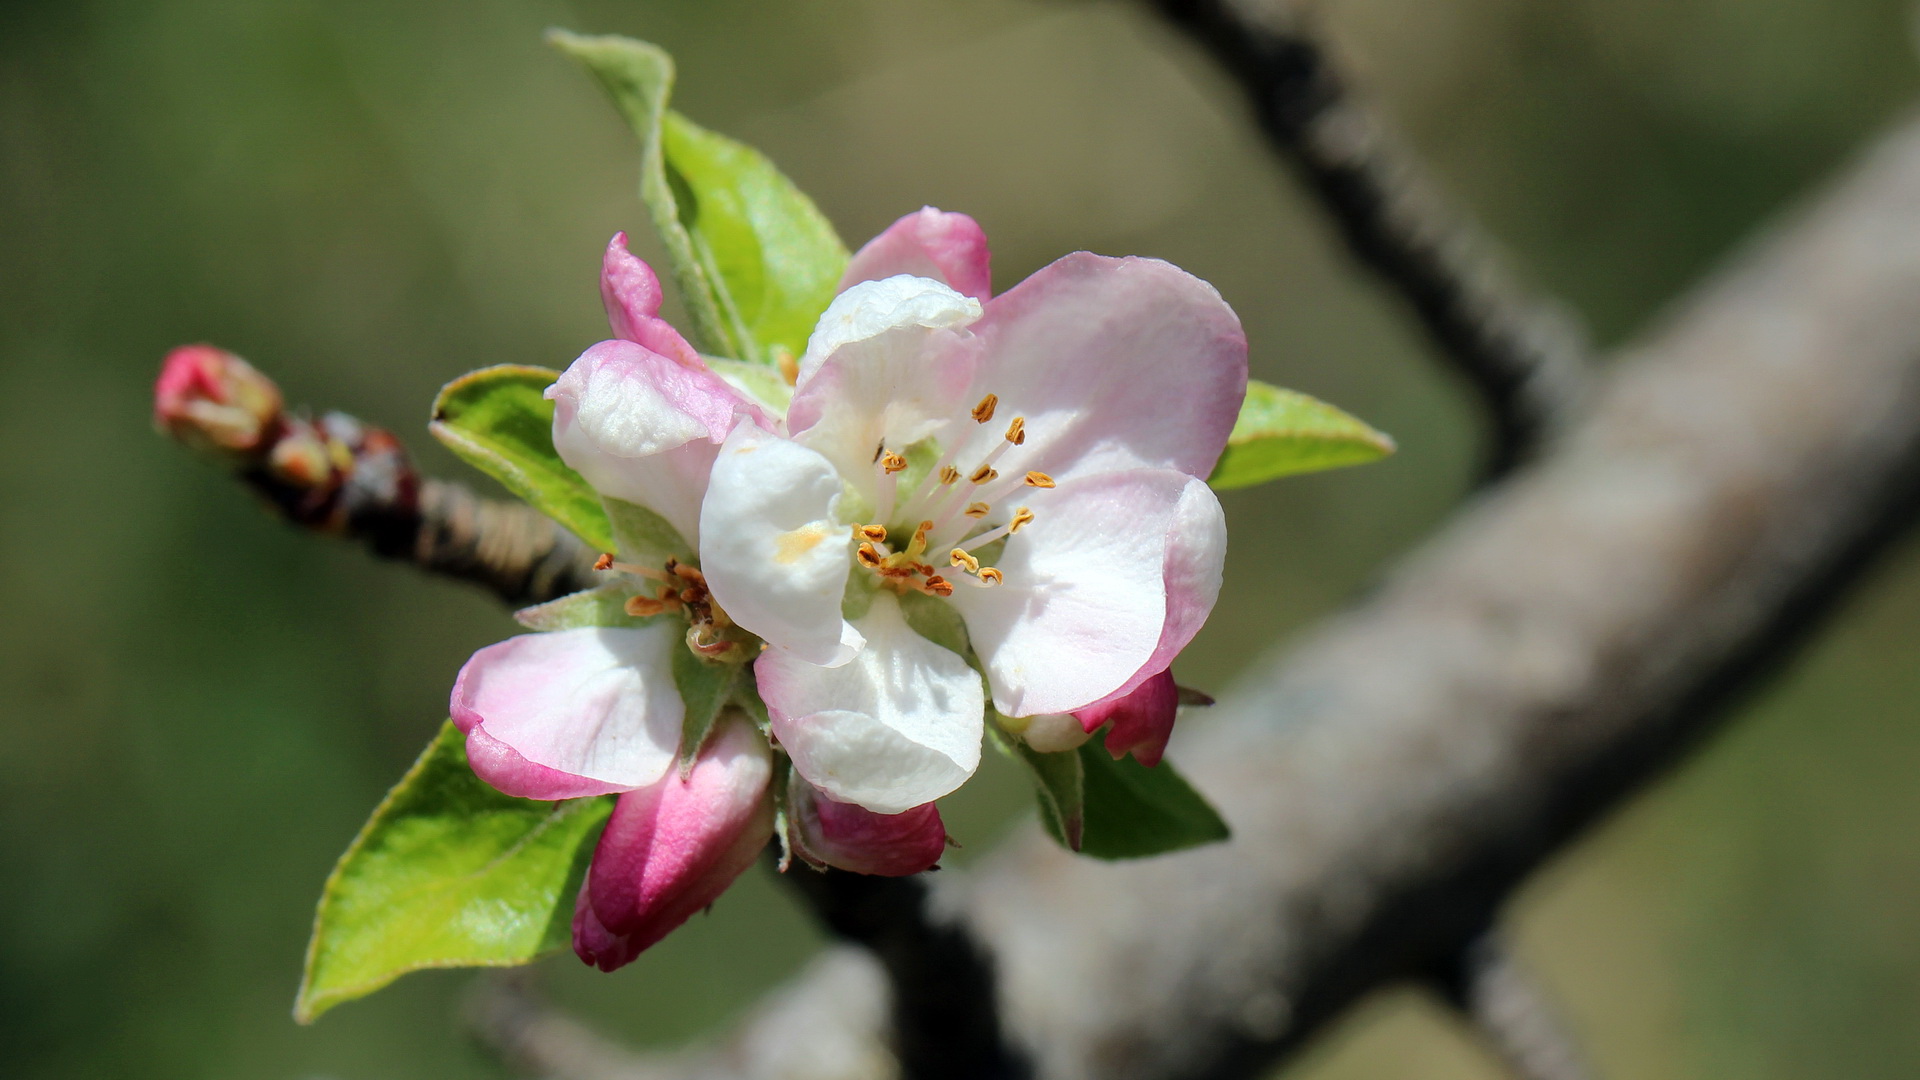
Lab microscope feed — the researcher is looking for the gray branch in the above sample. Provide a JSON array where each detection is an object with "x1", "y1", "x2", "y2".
[
  {"x1": 1144, "y1": 0, "x2": 1591, "y2": 474},
  {"x1": 488, "y1": 107, "x2": 1920, "y2": 1080},
  {"x1": 1439, "y1": 933, "x2": 1596, "y2": 1080}
]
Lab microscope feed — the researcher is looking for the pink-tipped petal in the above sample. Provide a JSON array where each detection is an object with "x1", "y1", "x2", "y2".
[
  {"x1": 601, "y1": 233, "x2": 703, "y2": 368},
  {"x1": 450, "y1": 625, "x2": 684, "y2": 800},
  {"x1": 949, "y1": 470, "x2": 1223, "y2": 718},
  {"x1": 938, "y1": 254, "x2": 1247, "y2": 488},
  {"x1": 153, "y1": 344, "x2": 283, "y2": 454},
  {"x1": 1075, "y1": 667, "x2": 1180, "y2": 767},
  {"x1": 788, "y1": 780, "x2": 947, "y2": 877},
  {"x1": 549, "y1": 339, "x2": 763, "y2": 546},
  {"x1": 577, "y1": 717, "x2": 776, "y2": 969},
  {"x1": 839, "y1": 207, "x2": 993, "y2": 301}
]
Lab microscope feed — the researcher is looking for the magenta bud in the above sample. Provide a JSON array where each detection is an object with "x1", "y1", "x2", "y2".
[
  {"x1": 153, "y1": 344, "x2": 283, "y2": 456},
  {"x1": 573, "y1": 716, "x2": 775, "y2": 972},
  {"x1": 788, "y1": 778, "x2": 946, "y2": 877},
  {"x1": 1075, "y1": 668, "x2": 1180, "y2": 767}
]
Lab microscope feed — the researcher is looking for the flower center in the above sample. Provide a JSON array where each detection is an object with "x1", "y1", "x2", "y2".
[
  {"x1": 592, "y1": 553, "x2": 749, "y2": 660},
  {"x1": 853, "y1": 392, "x2": 1054, "y2": 597}
]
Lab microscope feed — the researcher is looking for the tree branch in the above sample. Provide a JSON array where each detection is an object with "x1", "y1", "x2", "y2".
[
  {"x1": 1144, "y1": 0, "x2": 1590, "y2": 473},
  {"x1": 1437, "y1": 933, "x2": 1595, "y2": 1080}
]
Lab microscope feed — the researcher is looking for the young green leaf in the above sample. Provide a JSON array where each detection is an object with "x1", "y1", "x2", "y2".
[
  {"x1": 295, "y1": 722, "x2": 611, "y2": 1023},
  {"x1": 1207, "y1": 380, "x2": 1395, "y2": 491},
  {"x1": 428, "y1": 365, "x2": 615, "y2": 552},
  {"x1": 549, "y1": 31, "x2": 849, "y2": 365},
  {"x1": 672, "y1": 648, "x2": 740, "y2": 777},
  {"x1": 1075, "y1": 744, "x2": 1230, "y2": 859}
]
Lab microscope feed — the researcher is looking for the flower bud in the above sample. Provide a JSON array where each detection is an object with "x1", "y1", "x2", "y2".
[
  {"x1": 153, "y1": 344, "x2": 282, "y2": 456},
  {"x1": 573, "y1": 715, "x2": 775, "y2": 971},
  {"x1": 788, "y1": 778, "x2": 946, "y2": 877},
  {"x1": 1075, "y1": 668, "x2": 1180, "y2": 767},
  {"x1": 1017, "y1": 711, "x2": 1094, "y2": 753}
]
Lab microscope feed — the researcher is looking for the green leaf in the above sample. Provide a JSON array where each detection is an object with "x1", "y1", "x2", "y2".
[
  {"x1": 672, "y1": 647, "x2": 740, "y2": 777},
  {"x1": 514, "y1": 581, "x2": 650, "y2": 631},
  {"x1": 604, "y1": 496, "x2": 690, "y2": 567},
  {"x1": 550, "y1": 32, "x2": 849, "y2": 364},
  {"x1": 1075, "y1": 743, "x2": 1230, "y2": 859},
  {"x1": 296, "y1": 722, "x2": 612, "y2": 1023},
  {"x1": 1207, "y1": 381, "x2": 1396, "y2": 491},
  {"x1": 429, "y1": 365, "x2": 615, "y2": 552}
]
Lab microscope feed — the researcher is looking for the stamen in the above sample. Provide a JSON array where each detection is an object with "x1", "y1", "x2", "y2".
[
  {"x1": 881, "y1": 450, "x2": 908, "y2": 475},
  {"x1": 593, "y1": 552, "x2": 615, "y2": 571},
  {"x1": 949, "y1": 548, "x2": 980, "y2": 574},
  {"x1": 1008, "y1": 506, "x2": 1036, "y2": 533},
  {"x1": 969, "y1": 464, "x2": 998, "y2": 484},
  {"x1": 907, "y1": 520, "x2": 935, "y2": 557},
  {"x1": 610, "y1": 560, "x2": 672, "y2": 582},
  {"x1": 938, "y1": 465, "x2": 961, "y2": 485},
  {"x1": 859, "y1": 524, "x2": 888, "y2": 543},
  {"x1": 971, "y1": 393, "x2": 998, "y2": 423},
  {"x1": 964, "y1": 501, "x2": 990, "y2": 518},
  {"x1": 1024, "y1": 471, "x2": 1056, "y2": 488},
  {"x1": 673, "y1": 564, "x2": 706, "y2": 585},
  {"x1": 625, "y1": 595, "x2": 669, "y2": 617},
  {"x1": 776, "y1": 348, "x2": 800, "y2": 387},
  {"x1": 1004, "y1": 416, "x2": 1026, "y2": 445},
  {"x1": 976, "y1": 567, "x2": 1004, "y2": 586},
  {"x1": 959, "y1": 507, "x2": 1036, "y2": 550},
  {"x1": 856, "y1": 543, "x2": 884, "y2": 569},
  {"x1": 923, "y1": 575, "x2": 954, "y2": 597}
]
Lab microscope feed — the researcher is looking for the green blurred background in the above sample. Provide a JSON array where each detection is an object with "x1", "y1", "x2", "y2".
[{"x1": 5, "y1": 0, "x2": 1920, "y2": 1076}]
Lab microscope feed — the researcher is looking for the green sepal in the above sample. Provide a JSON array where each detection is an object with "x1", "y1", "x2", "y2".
[
  {"x1": 988, "y1": 723, "x2": 1086, "y2": 850},
  {"x1": 513, "y1": 581, "x2": 652, "y2": 631},
  {"x1": 1207, "y1": 380, "x2": 1395, "y2": 491},
  {"x1": 428, "y1": 365, "x2": 615, "y2": 552},
  {"x1": 672, "y1": 646, "x2": 741, "y2": 778},
  {"x1": 549, "y1": 32, "x2": 849, "y2": 365},
  {"x1": 1074, "y1": 743, "x2": 1230, "y2": 859},
  {"x1": 706, "y1": 355, "x2": 794, "y2": 413},
  {"x1": 604, "y1": 496, "x2": 691, "y2": 567},
  {"x1": 295, "y1": 722, "x2": 612, "y2": 1023}
]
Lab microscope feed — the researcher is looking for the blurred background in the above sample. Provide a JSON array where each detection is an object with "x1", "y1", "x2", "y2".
[{"x1": 5, "y1": 0, "x2": 1920, "y2": 1076}]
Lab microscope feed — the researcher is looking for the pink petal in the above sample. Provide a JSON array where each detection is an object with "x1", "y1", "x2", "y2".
[
  {"x1": 787, "y1": 779, "x2": 947, "y2": 877},
  {"x1": 549, "y1": 339, "x2": 765, "y2": 546},
  {"x1": 576, "y1": 716, "x2": 775, "y2": 970},
  {"x1": 951, "y1": 253, "x2": 1247, "y2": 485},
  {"x1": 601, "y1": 233, "x2": 703, "y2": 368},
  {"x1": 839, "y1": 207, "x2": 993, "y2": 301},
  {"x1": 153, "y1": 344, "x2": 283, "y2": 454},
  {"x1": 948, "y1": 470, "x2": 1224, "y2": 718},
  {"x1": 450, "y1": 625, "x2": 684, "y2": 801},
  {"x1": 1075, "y1": 667, "x2": 1179, "y2": 767}
]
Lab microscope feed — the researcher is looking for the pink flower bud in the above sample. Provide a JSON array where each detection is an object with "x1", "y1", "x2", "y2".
[
  {"x1": 1075, "y1": 667, "x2": 1180, "y2": 767},
  {"x1": 153, "y1": 344, "x2": 282, "y2": 455},
  {"x1": 573, "y1": 715, "x2": 775, "y2": 971},
  {"x1": 787, "y1": 778, "x2": 946, "y2": 877}
]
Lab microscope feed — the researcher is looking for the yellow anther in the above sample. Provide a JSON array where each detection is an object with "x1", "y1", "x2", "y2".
[
  {"x1": 859, "y1": 524, "x2": 888, "y2": 543},
  {"x1": 950, "y1": 548, "x2": 980, "y2": 574},
  {"x1": 907, "y1": 520, "x2": 935, "y2": 556},
  {"x1": 1004, "y1": 416, "x2": 1026, "y2": 445},
  {"x1": 938, "y1": 465, "x2": 961, "y2": 485},
  {"x1": 775, "y1": 347, "x2": 800, "y2": 387},
  {"x1": 977, "y1": 567, "x2": 1004, "y2": 586},
  {"x1": 969, "y1": 464, "x2": 999, "y2": 484},
  {"x1": 1008, "y1": 507, "x2": 1036, "y2": 533},
  {"x1": 971, "y1": 393, "x2": 999, "y2": 423},
  {"x1": 593, "y1": 552, "x2": 615, "y2": 571},
  {"x1": 881, "y1": 450, "x2": 909, "y2": 475},
  {"x1": 923, "y1": 575, "x2": 955, "y2": 597},
  {"x1": 964, "y1": 501, "x2": 991, "y2": 518},
  {"x1": 856, "y1": 542, "x2": 884, "y2": 569},
  {"x1": 1024, "y1": 470, "x2": 1055, "y2": 488}
]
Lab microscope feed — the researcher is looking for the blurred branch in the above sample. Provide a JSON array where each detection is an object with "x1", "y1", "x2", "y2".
[
  {"x1": 1143, "y1": 0, "x2": 1590, "y2": 474},
  {"x1": 1437, "y1": 933, "x2": 1595, "y2": 1080},
  {"x1": 559, "y1": 109, "x2": 1920, "y2": 1079},
  {"x1": 157, "y1": 360, "x2": 598, "y2": 607}
]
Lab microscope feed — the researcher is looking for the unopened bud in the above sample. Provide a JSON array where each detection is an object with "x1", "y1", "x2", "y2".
[
  {"x1": 153, "y1": 345, "x2": 282, "y2": 456},
  {"x1": 787, "y1": 777, "x2": 946, "y2": 877}
]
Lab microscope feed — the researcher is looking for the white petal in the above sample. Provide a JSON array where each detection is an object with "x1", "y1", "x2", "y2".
[
  {"x1": 758, "y1": 594, "x2": 984, "y2": 814},
  {"x1": 788, "y1": 277, "x2": 983, "y2": 497},
  {"x1": 699, "y1": 420, "x2": 862, "y2": 666},
  {"x1": 450, "y1": 624, "x2": 685, "y2": 797},
  {"x1": 949, "y1": 469, "x2": 1218, "y2": 717}
]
